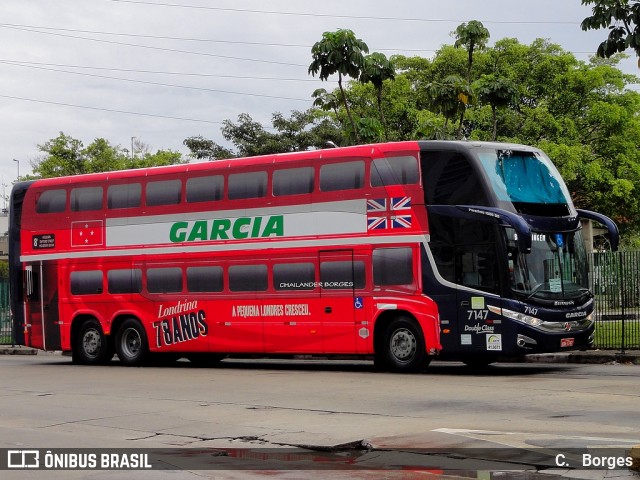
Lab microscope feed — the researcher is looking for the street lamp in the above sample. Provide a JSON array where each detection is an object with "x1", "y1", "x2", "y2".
[
  {"x1": 12, "y1": 159, "x2": 20, "y2": 180},
  {"x1": 131, "y1": 137, "x2": 136, "y2": 159}
]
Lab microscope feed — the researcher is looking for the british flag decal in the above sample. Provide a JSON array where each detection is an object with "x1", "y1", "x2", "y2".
[{"x1": 367, "y1": 197, "x2": 412, "y2": 231}]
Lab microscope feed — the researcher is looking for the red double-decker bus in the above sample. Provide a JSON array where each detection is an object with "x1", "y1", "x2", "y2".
[
  {"x1": 10, "y1": 140, "x2": 618, "y2": 370},
  {"x1": 9, "y1": 141, "x2": 441, "y2": 372}
]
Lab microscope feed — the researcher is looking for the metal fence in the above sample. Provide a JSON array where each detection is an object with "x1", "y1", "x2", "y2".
[
  {"x1": 0, "y1": 280, "x2": 11, "y2": 345},
  {"x1": 0, "y1": 253, "x2": 638, "y2": 351},
  {"x1": 590, "y1": 251, "x2": 640, "y2": 352}
]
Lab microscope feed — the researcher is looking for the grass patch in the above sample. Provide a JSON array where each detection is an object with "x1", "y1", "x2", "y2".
[{"x1": 594, "y1": 320, "x2": 640, "y2": 349}]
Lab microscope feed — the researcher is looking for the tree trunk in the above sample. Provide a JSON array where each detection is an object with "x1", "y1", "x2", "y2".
[
  {"x1": 377, "y1": 89, "x2": 388, "y2": 141},
  {"x1": 456, "y1": 108, "x2": 465, "y2": 140},
  {"x1": 338, "y1": 74, "x2": 360, "y2": 144},
  {"x1": 492, "y1": 105, "x2": 498, "y2": 141}
]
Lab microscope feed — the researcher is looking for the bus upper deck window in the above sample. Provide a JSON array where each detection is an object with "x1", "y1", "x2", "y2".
[
  {"x1": 146, "y1": 180, "x2": 182, "y2": 206},
  {"x1": 36, "y1": 189, "x2": 66, "y2": 213},
  {"x1": 320, "y1": 161, "x2": 364, "y2": 192},
  {"x1": 273, "y1": 167, "x2": 314, "y2": 196},
  {"x1": 228, "y1": 172, "x2": 267, "y2": 200},
  {"x1": 186, "y1": 176, "x2": 224, "y2": 203},
  {"x1": 71, "y1": 187, "x2": 103, "y2": 212},
  {"x1": 108, "y1": 184, "x2": 141, "y2": 209},
  {"x1": 371, "y1": 156, "x2": 419, "y2": 187}
]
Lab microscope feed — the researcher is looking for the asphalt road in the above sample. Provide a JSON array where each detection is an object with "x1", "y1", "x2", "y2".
[{"x1": 1, "y1": 354, "x2": 639, "y2": 479}]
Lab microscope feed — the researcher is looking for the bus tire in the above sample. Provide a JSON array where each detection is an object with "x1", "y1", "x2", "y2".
[
  {"x1": 381, "y1": 316, "x2": 427, "y2": 373},
  {"x1": 74, "y1": 319, "x2": 111, "y2": 365},
  {"x1": 115, "y1": 319, "x2": 148, "y2": 366}
]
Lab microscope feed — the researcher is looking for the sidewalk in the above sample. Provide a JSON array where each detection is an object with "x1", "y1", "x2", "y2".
[
  {"x1": 522, "y1": 349, "x2": 640, "y2": 365},
  {"x1": 0, "y1": 345, "x2": 37, "y2": 355}
]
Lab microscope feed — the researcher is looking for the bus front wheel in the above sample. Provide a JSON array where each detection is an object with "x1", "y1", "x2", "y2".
[
  {"x1": 74, "y1": 319, "x2": 111, "y2": 365},
  {"x1": 380, "y1": 316, "x2": 427, "y2": 373},
  {"x1": 115, "y1": 319, "x2": 148, "y2": 366}
]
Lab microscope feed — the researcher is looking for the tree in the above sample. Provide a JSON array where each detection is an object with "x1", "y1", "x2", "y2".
[
  {"x1": 312, "y1": 88, "x2": 341, "y2": 118},
  {"x1": 581, "y1": 0, "x2": 640, "y2": 58},
  {"x1": 183, "y1": 110, "x2": 342, "y2": 159},
  {"x1": 453, "y1": 21, "x2": 490, "y2": 138},
  {"x1": 473, "y1": 74, "x2": 519, "y2": 140},
  {"x1": 425, "y1": 75, "x2": 471, "y2": 138},
  {"x1": 33, "y1": 132, "x2": 183, "y2": 178},
  {"x1": 454, "y1": 20, "x2": 491, "y2": 82},
  {"x1": 183, "y1": 135, "x2": 235, "y2": 161},
  {"x1": 309, "y1": 29, "x2": 369, "y2": 142},
  {"x1": 359, "y1": 53, "x2": 396, "y2": 139}
]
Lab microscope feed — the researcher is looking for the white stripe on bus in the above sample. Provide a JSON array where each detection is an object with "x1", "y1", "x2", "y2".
[{"x1": 21, "y1": 234, "x2": 429, "y2": 262}]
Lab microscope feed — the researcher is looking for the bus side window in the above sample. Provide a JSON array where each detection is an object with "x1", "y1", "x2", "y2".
[
  {"x1": 371, "y1": 156, "x2": 419, "y2": 187},
  {"x1": 147, "y1": 267, "x2": 183, "y2": 293},
  {"x1": 423, "y1": 152, "x2": 489, "y2": 205},
  {"x1": 229, "y1": 265, "x2": 268, "y2": 292},
  {"x1": 228, "y1": 172, "x2": 267, "y2": 200},
  {"x1": 186, "y1": 266, "x2": 224, "y2": 292},
  {"x1": 146, "y1": 180, "x2": 181, "y2": 207},
  {"x1": 373, "y1": 248, "x2": 413, "y2": 286},
  {"x1": 320, "y1": 261, "x2": 365, "y2": 289},
  {"x1": 36, "y1": 189, "x2": 67, "y2": 214},
  {"x1": 320, "y1": 161, "x2": 364, "y2": 192},
  {"x1": 70, "y1": 271, "x2": 103, "y2": 295},
  {"x1": 108, "y1": 184, "x2": 142, "y2": 209},
  {"x1": 273, "y1": 167, "x2": 314, "y2": 196},
  {"x1": 71, "y1": 187, "x2": 103, "y2": 212},
  {"x1": 273, "y1": 263, "x2": 316, "y2": 290},
  {"x1": 186, "y1": 176, "x2": 224, "y2": 203},
  {"x1": 108, "y1": 269, "x2": 142, "y2": 294}
]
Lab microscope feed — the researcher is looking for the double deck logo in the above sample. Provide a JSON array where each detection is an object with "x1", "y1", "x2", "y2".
[{"x1": 7, "y1": 450, "x2": 40, "y2": 469}]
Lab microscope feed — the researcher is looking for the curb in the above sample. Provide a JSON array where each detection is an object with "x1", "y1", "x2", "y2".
[
  {"x1": 524, "y1": 351, "x2": 640, "y2": 365},
  {"x1": 0, "y1": 346, "x2": 38, "y2": 355}
]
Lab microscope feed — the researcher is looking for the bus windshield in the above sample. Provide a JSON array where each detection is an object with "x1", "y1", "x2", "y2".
[
  {"x1": 506, "y1": 229, "x2": 589, "y2": 301},
  {"x1": 477, "y1": 149, "x2": 572, "y2": 216}
]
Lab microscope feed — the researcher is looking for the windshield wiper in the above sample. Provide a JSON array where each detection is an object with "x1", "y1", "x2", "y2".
[{"x1": 527, "y1": 283, "x2": 546, "y2": 299}]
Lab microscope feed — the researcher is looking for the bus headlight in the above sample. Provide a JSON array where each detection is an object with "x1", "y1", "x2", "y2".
[{"x1": 487, "y1": 305, "x2": 543, "y2": 327}]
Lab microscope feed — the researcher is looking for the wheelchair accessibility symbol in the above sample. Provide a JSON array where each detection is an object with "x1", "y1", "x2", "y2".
[{"x1": 354, "y1": 297, "x2": 363, "y2": 309}]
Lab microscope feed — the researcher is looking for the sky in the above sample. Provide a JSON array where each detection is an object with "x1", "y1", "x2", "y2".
[{"x1": 0, "y1": 0, "x2": 637, "y2": 206}]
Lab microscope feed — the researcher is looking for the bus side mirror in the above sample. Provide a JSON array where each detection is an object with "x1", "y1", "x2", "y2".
[{"x1": 576, "y1": 209, "x2": 619, "y2": 252}]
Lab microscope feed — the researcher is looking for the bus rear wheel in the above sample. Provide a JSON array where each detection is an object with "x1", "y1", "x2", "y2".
[
  {"x1": 74, "y1": 319, "x2": 111, "y2": 365},
  {"x1": 115, "y1": 319, "x2": 148, "y2": 366},
  {"x1": 380, "y1": 316, "x2": 427, "y2": 373}
]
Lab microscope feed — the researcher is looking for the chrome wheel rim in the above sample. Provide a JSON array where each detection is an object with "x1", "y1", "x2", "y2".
[
  {"x1": 390, "y1": 328, "x2": 416, "y2": 363},
  {"x1": 82, "y1": 328, "x2": 101, "y2": 358}
]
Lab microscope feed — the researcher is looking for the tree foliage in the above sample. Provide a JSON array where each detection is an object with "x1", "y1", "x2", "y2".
[
  {"x1": 309, "y1": 29, "x2": 369, "y2": 141},
  {"x1": 31, "y1": 22, "x2": 640, "y2": 243},
  {"x1": 359, "y1": 53, "x2": 395, "y2": 139},
  {"x1": 32, "y1": 132, "x2": 183, "y2": 178},
  {"x1": 183, "y1": 110, "x2": 342, "y2": 160},
  {"x1": 581, "y1": 0, "x2": 640, "y2": 58}
]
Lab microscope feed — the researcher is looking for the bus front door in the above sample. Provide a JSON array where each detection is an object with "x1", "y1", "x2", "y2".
[
  {"x1": 455, "y1": 247, "x2": 503, "y2": 359},
  {"x1": 23, "y1": 262, "x2": 61, "y2": 351},
  {"x1": 319, "y1": 250, "x2": 361, "y2": 354}
]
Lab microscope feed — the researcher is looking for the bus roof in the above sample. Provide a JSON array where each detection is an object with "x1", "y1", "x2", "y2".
[{"x1": 24, "y1": 141, "x2": 422, "y2": 188}]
